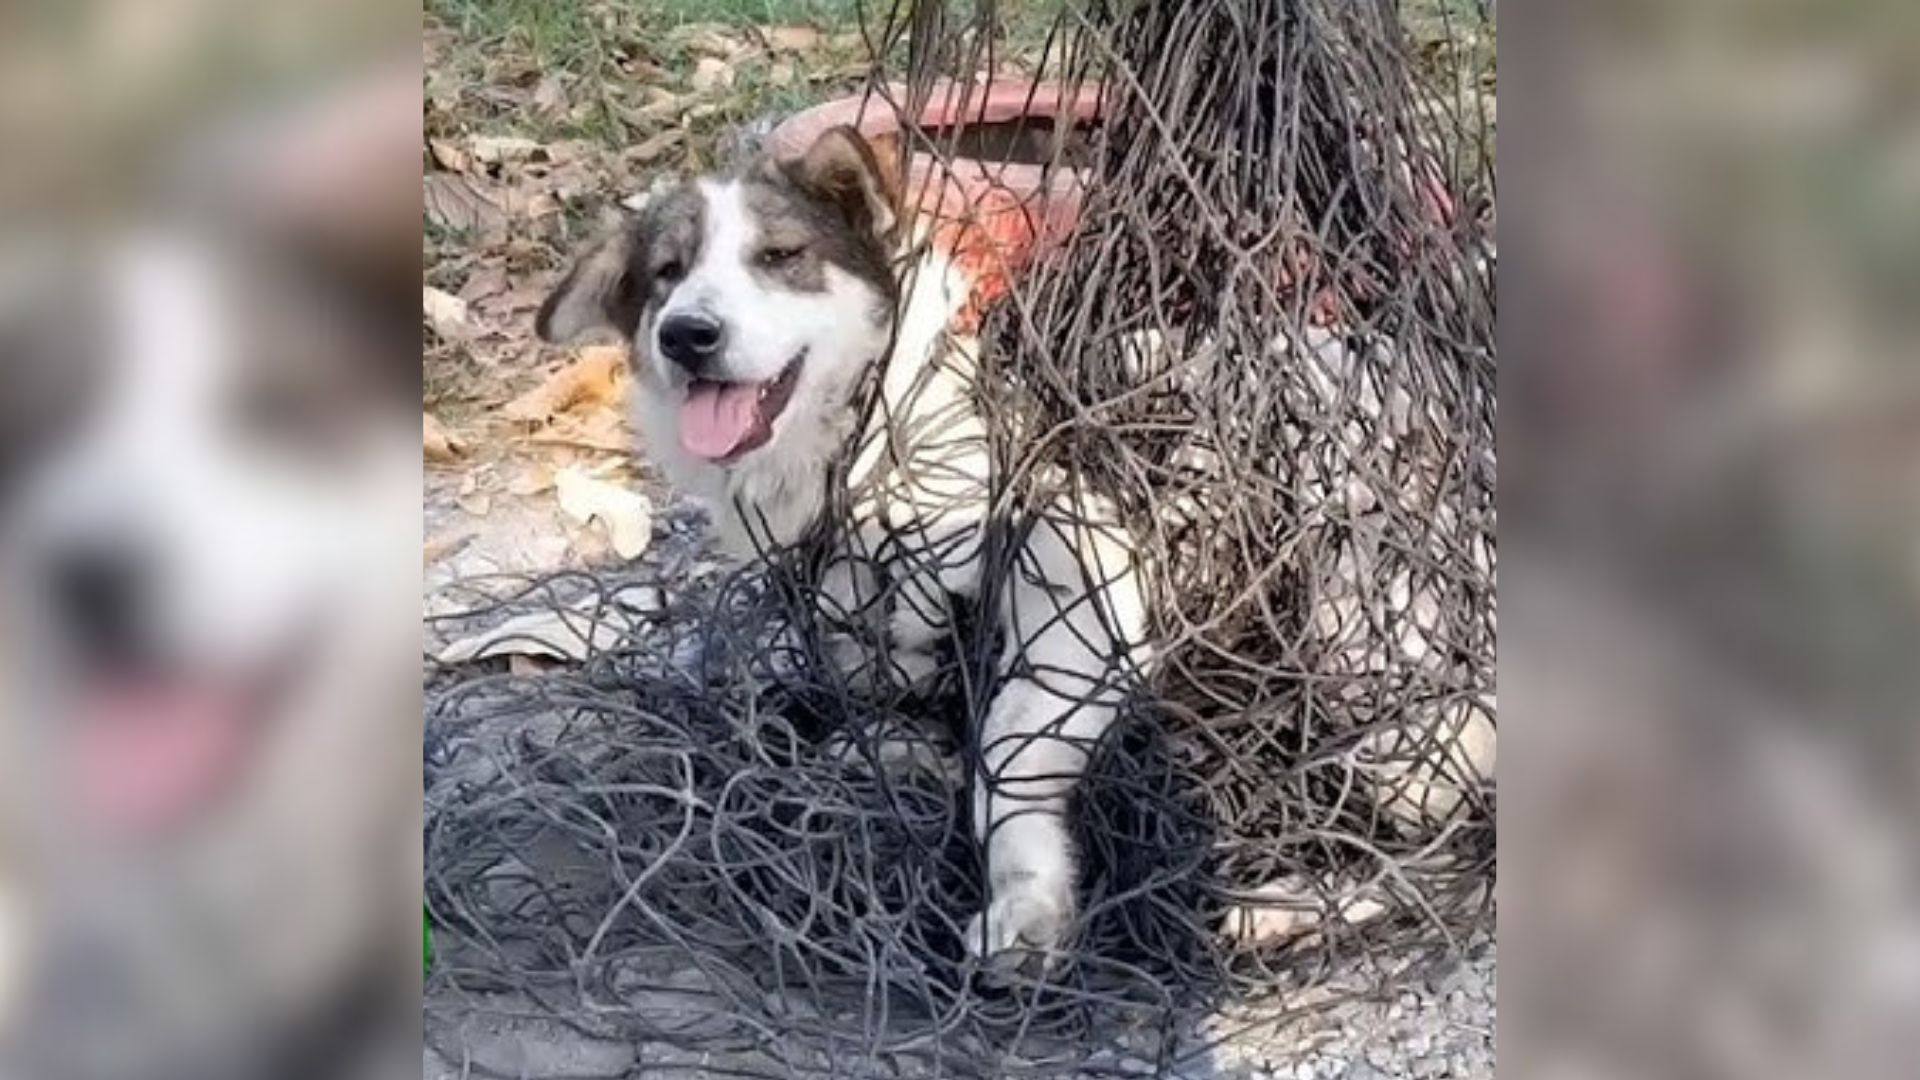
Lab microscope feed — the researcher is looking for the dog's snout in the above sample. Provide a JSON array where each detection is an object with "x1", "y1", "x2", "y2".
[
  {"x1": 48, "y1": 543, "x2": 149, "y2": 666},
  {"x1": 656, "y1": 313, "x2": 725, "y2": 374}
]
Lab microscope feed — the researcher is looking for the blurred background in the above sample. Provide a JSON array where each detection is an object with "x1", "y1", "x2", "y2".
[
  {"x1": 0, "y1": 2, "x2": 417, "y2": 1079},
  {"x1": 1505, "y1": 0, "x2": 1920, "y2": 1078}
]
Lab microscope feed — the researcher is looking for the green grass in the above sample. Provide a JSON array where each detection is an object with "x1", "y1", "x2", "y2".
[
  {"x1": 427, "y1": 0, "x2": 873, "y2": 60},
  {"x1": 424, "y1": 0, "x2": 1489, "y2": 168},
  {"x1": 427, "y1": 0, "x2": 613, "y2": 73},
  {"x1": 426, "y1": 0, "x2": 1074, "y2": 70},
  {"x1": 426, "y1": 0, "x2": 894, "y2": 146},
  {"x1": 647, "y1": 0, "x2": 867, "y2": 24}
]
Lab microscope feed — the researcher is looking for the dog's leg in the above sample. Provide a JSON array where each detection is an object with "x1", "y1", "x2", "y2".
[
  {"x1": 966, "y1": 497, "x2": 1147, "y2": 970},
  {"x1": 816, "y1": 524, "x2": 964, "y2": 784}
]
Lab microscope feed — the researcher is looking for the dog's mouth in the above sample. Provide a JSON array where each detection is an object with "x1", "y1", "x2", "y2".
[
  {"x1": 64, "y1": 640, "x2": 305, "y2": 839},
  {"x1": 678, "y1": 353, "x2": 805, "y2": 463}
]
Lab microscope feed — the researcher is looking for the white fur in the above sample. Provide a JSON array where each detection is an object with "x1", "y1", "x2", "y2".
[
  {"x1": 607, "y1": 185, "x2": 1152, "y2": 966},
  {"x1": 633, "y1": 180, "x2": 896, "y2": 554}
]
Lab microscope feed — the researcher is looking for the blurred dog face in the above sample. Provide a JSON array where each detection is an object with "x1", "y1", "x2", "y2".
[
  {"x1": 1, "y1": 231, "x2": 414, "y2": 839},
  {"x1": 537, "y1": 127, "x2": 900, "y2": 475},
  {"x1": 0, "y1": 228, "x2": 418, "y2": 1079}
]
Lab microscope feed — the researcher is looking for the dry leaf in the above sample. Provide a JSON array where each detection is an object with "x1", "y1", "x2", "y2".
[
  {"x1": 522, "y1": 153, "x2": 597, "y2": 203},
  {"x1": 428, "y1": 137, "x2": 469, "y2": 173},
  {"x1": 519, "y1": 190, "x2": 563, "y2": 222},
  {"x1": 423, "y1": 532, "x2": 471, "y2": 565},
  {"x1": 457, "y1": 264, "x2": 511, "y2": 305},
  {"x1": 691, "y1": 57, "x2": 735, "y2": 93},
  {"x1": 532, "y1": 74, "x2": 569, "y2": 116},
  {"x1": 508, "y1": 654, "x2": 557, "y2": 677},
  {"x1": 672, "y1": 24, "x2": 751, "y2": 59},
  {"x1": 423, "y1": 412, "x2": 465, "y2": 463},
  {"x1": 617, "y1": 88, "x2": 688, "y2": 129},
  {"x1": 457, "y1": 491, "x2": 493, "y2": 517},
  {"x1": 423, "y1": 24, "x2": 457, "y2": 70},
  {"x1": 423, "y1": 285, "x2": 472, "y2": 340},
  {"x1": 506, "y1": 463, "x2": 557, "y2": 497},
  {"x1": 485, "y1": 284, "x2": 548, "y2": 319},
  {"x1": 636, "y1": 85, "x2": 681, "y2": 109},
  {"x1": 619, "y1": 54, "x2": 670, "y2": 82},
  {"x1": 761, "y1": 25, "x2": 823, "y2": 52},
  {"x1": 501, "y1": 347, "x2": 627, "y2": 424},
  {"x1": 425, "y1": 173, "x2": 508, "y2": 236},
  {"x1": 434, "y1": 606, "x2": 624, "y2": 664},
  {"x1": 532, "y1": 389, "x2": 633, "y2": 454},
  {"x1": 468, "y1": 135, "x2": 542, "y2": 165},
  {"x1": 555, "y1": 465, "x2": 652, "y2": 560},
  {"x1": 622, "y1": 129, "x2": 685, "y2": 167},
  {"x1": 530, "y1": 431, "x2": 632, "y2": 457},
  {"x1": 561, "y1": 403, "x2": 630, "y2": 450},
  {"x1": 535, "y1": 139, "x2": 588, "y2": 167}
]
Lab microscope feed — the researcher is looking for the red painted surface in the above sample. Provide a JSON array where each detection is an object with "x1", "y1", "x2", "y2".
[
  {"x1": 768, "y1": 82, "x2": 1465, "y2": 333},
  {"x1": 767, "y1": 80, "x2": 1101, "y2": 330}
]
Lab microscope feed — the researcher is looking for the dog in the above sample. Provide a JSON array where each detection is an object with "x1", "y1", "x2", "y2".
[
  {"x1": 0, "y1": 80, "x2": 420, "y2": 1077},
  {"x1": 537, "y1": 125, "x2": 1150, "y2": 968}
]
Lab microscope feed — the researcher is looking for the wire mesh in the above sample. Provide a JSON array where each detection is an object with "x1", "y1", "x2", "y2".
[{"x1": 425, "y1": 1, "x2": 1496, "y2": 1075}]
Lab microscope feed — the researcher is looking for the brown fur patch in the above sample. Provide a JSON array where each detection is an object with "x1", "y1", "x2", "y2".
[
  {"x1": 737, "y1": 176, "x2": 895, "y2": 306},
  {"x1": 536, "y1": 185, "x2": 706, "y2": 344}
]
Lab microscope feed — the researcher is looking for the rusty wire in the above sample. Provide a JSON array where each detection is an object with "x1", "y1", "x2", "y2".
[{"x1": 424, "y1": 1, "x2": 1496, "y2": 1075}]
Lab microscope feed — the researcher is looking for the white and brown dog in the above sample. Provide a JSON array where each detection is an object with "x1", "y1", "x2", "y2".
[{"x1": 538, "y1": 126, "x2": 1149, "y2": 968}]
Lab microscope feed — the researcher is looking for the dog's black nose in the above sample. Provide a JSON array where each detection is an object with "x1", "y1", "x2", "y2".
[
  {"x1": 48, "y1": 544, "x2": 148, "y2": 666},
  {"x1": 656, "y1": 314, "x2": 725, "y2": 374}
]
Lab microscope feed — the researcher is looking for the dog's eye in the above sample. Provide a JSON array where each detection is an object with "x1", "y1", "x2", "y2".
[
  {"x1": 756, "y1": 246, "x2": 803, "y2": 268},
  {"x1": 656, "y1": 260, "x2": 685, "y2": 282}
]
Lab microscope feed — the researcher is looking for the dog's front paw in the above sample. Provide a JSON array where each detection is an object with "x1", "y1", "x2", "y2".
[{"x1": 964, "y1": 876, "x2": 1072, "y2": 976}]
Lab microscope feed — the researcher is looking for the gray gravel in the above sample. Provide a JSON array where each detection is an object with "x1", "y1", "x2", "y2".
[{"x1": 424, "y1": 938, "x2": 1494, "y2": 1080}]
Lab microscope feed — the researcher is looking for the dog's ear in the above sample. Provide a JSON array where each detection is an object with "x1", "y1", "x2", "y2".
[
  {"x1": 790, "y1": 126, "x2": 903, "y2": 243},
  {"x1": 535, "y1": 220, "x2": 641, "y2": 345}
]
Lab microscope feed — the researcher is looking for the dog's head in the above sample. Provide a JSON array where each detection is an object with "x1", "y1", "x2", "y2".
[
  {"x1": 0, "y1": 228, "x2": 420, "y2": 1078},
  {"x1": 537, "y1": 126, "x2": 903, "y2": 468},
  {"x1": 0, "y1": 231, "x2": 417, "y2": 839}
]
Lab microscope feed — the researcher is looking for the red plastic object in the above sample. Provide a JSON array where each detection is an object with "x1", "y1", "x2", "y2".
[{"x1": 766, "y1": 80, "x2": 1102, "y2": 329}]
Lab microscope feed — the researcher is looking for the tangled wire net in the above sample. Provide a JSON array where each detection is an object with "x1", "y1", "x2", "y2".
[{"x1": 425, "y1": 1, "x2": 1495, "y2": 1075}]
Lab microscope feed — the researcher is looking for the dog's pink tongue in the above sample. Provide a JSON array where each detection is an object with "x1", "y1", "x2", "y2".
[
  {"x1": 70, "y1": 681, "x2": 251, "y2": 836},
  {"x1": 680, "y1": 380, "x2": 761, "y2": 460}
]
